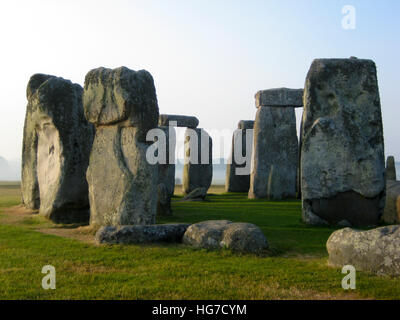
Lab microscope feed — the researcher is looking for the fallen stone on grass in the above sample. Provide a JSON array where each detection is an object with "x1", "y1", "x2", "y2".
[
  {"x1": 327, "y1": 225, "x2": 400, "y2": 276},
  {"x1": 95, "y1": 223, "x2": 191, "y2": 244},
  {"x1": 183, "y1": 220, "x2": 268, "y2": 254},
  {"x1": 182, "y1": 187, "x2": 207, "y2": 201}
]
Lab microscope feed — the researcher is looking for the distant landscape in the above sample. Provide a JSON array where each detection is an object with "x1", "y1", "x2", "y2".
[{"x1": 0, "y1": 156, "x2": 229, "y2": 184}]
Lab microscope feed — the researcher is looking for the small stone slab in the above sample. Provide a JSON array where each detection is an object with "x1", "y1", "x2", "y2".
[
  {"x1": 238, "y1": 120, "x2": 254, "y2": 130},
  {"x1": 95, "y1": 224, "x2": 191, "y2": 244},
  {"x1": 182, "y1": 187, "x2": 207, "y2": 201},
  {"x1": 255, "y1": 88, "x2": 303, "y2": 108},
  {"x1": 158, "y1": 114, "x2": 199, "y2": 128}
]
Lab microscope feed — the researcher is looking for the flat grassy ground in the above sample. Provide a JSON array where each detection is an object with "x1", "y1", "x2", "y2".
[{"x1": 0, "y1": 182, "x2": 400, "y2": 300}]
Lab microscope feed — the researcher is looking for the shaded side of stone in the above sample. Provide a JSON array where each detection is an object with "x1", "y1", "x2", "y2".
[
  {"x1": 249, "y1": 106, "x2": 298, "y2": 199},
  {"x1": 183, "y1": 128, "x2": 213, "y2": 195}
]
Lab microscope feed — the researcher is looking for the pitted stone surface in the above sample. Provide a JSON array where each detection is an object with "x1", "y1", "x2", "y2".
[
  {"x1": 183, "y1": 220, "x2": 268, "y2": 253},
  {"x1": 327, "y1": 225, "x2": 400, "y2": 276},
  {"x1": 84, "y1": 66, "x2": 159, "y2": 227},
  {"x1": 22, "y1": 74, "x2": 94, "y2": 223},
  {"x1": 249, "y1": 106, "x2": 298, "y2": 199},
  {"x1": 95, "y1": 223, "x2": 191, "y2": 244},
  {"x1": 301, "y1": 58, "x2": 385, "y2": 227},
  {"x1": 255, "y1": 88, "x2": 303, "y2": 108}
]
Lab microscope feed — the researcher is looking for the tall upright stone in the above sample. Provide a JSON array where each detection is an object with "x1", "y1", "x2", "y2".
[
  {"x1": 249, "y1": 88, "x2": 302, "y2": 200},
  {"x1": 156, "y1": 126, "x2": 176, "y2": 216},
  {"x1": 301, "y1": 58, "x2": 385, "y2": 227},
  {"x1": 183, "y1": 128, "x2": 213, "y2": 195},
  {"x1": 386, "y1": 156, "x2": 397, "y2": 181},
  {"x1": 21, "y1": 74, "x2": 94, "y2": 222},
  {"x1": 225, "y1": 120, "x2": 254, "y2": 192},
  {"x1": 84, "y1": 67, "x2": 159, "y2": 227}
]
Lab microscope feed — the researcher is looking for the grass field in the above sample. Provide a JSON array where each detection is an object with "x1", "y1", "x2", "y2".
[{"x1": 0, "y1": 182, "x2": 399, "y2": 300}]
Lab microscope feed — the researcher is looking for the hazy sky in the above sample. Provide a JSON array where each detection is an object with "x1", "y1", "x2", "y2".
[{"x1": 0, "y1": 0, "x2": 399, "y2": 161}]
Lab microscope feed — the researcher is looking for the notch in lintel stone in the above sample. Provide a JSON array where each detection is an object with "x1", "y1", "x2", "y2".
[{"x1": 255, "y1": 88, "x2": 304, "y2": 108}]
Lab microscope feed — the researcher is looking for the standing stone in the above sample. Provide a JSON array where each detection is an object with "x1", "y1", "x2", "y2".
[
  {"x1": 84, "y1": 67, "x2": 159, "y2": 226},
  {"x1": 382, "y1": 180, "x2": 400, "y2": 224},
  {"x1": 21, "y1": 74, "x2": 94, "y2": 223},
  {"x1": 183, "y1": 128, "x2": 213, "y2": 195},
  {"x1": 301, "y1": 58, "x2": 385, "y2": 227},
  {"x1": 157, "y1": 126, "x2": 176, "y2": 216},
  {"x1": 386, "y1": 156, "x2": 397, "y2": 181},
  {"x1": 249, "y1": 88, "x2": 302, "y2": 200},
  {"x1": 225, "y1": 121, "x2": 254, "y2": 192}
]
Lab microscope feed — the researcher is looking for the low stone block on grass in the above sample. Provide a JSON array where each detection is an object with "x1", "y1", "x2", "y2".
[
  {"x1": 183, "y1": 220, "x2": 268, "y2": 254},
  {"x1": 95, "y1": 224, "x2": 191, "y2": 244},
  {"x1": 327, "y1": 225, "x2": 400, "y2": 276}
]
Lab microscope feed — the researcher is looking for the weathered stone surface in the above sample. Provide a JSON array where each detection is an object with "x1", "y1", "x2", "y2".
[
  {"x1": 225, "y1": 127, "x2": 253, "y2": 192},
  {"x1": 183, "y1": 128, "x2": 213, "y2": 195},
  {"x1": 327, "y1": 225, "x2": 400, "y2": 276},
  {"x1": 301, "y1": 58, "x2": 385, "y2": 227},
  {"x1": 155, "y1": 126, "x2": 175, "y2": 216},
  {"x1": 183, "y1": 220, "x2": 268, "y2": 253},
  {"x1": 182, "y1": 187, "x2": 207, "y2": 201},
  {"x1": 158, "y1": 114, "x2": 199, "y2": 128},
  {"x1": 249, "y1": 106, "x2": 298, "y2": 199},
  {"x1": 383, "y1": 180, "x2": 400, "y2": 224},
  {"x1": 238, "y1": 120, "x2": 254, "y2": 130},
  {"x1": 255, "y1": 88, "x2": 303, "y2": 108},
  {"x1": 84, "y1": 66, "x2": 160, "y2": 227},
  {"x1": 87, "y1": 126, "x2": 158, "y2": 226},
  {"x1": 95, "y1": 223, "x2": 191, "y2": 244},
  {"x1": 83, "y1": 67, "x2": 158, "y2": 141},
  {"x1": 22, "y1": 74, "x2": 53, "y2": 210},
  {"x1": 386, "y1": 156, "x2": 397, "y2": 181},
  {"x1": 157, "y1": 126, "x2": 176, "y2": 196},
  {"x1": 21, "y1": 74, "x2": 94, "y2": 223},
  {"x1": 157, "y1": 183, "x2": 172, "y2": 216}
]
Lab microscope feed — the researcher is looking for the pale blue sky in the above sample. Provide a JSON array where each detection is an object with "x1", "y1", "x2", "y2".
[{"x1": 0, "y1": 0, "x2": 399, "y2": 162}]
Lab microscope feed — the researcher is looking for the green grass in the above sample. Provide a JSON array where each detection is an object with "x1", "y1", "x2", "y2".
[{"x1": 0, "y1": 183, "x2": 400, "y2": 300}]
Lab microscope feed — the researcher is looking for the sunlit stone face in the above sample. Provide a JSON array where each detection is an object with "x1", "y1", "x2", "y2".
[{"x1": 37, "y1": 119, "x2": 61, "y2": 203}]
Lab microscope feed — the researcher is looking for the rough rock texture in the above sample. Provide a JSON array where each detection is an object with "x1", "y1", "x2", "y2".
[
  {"x1": 301, "y1": 58, "x2": 385, "y2": 227},
  {"x1": 249, "y1": 106, "x2": 298, "y2": 199},
  {"x1": 183, "y1": 128, "x2": 213, "y2": 195},
  {"x1": 238, "y1": 120, "x2": 254, "y2": 130},
  {"x1": 158, "y1": 114, "x2": 199, "y2": 128},
  {"x1": 386, "y1": 156, "x2": 397, "y2": 181},
  {"x1": 157, "y1": 183, "x2": 172, "y2": 216},
  {"x1": 255, "y1": 88, "x2": 303, "y2": 108},
  {"x1": 383, "y1": 180, "x2": 400, "y2": 224},
  {"x1": 83, "y1": 66, "x2": 158, "y2": 142},
  {"x1": 84, "y1": 67, "x2": 159, "y2": 227},
  {"x1": 183, "y1": 220, "x2": 268, "y2": 254},
  {"x1": 157, "y1": 126, "x2": 176, "y2": 196},
  {"x1": 21, "y1": 74, "x2": 94, "y2": 223},
  {"x1": 182, "y1": 187, "x2": 207, "y2": 201},
  {"x1": 225, "y1": 123, "x2": 254, "y2": 192},
  {"x1": 95, "y1": 223, "x2": 191, "y2": 244},
  {"x1": 327, "y1": 225, "x2": 400, "y2": 276},
  {"x1": 156, "y1": 126, "x2": 176, "y2": 216}
]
